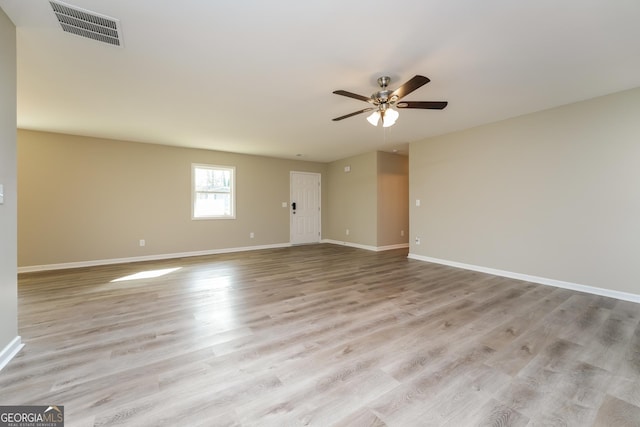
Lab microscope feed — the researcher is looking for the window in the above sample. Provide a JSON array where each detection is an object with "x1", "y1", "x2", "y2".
[{"x1": 192, "y1": 164, "x2": 235, "y2": 219}]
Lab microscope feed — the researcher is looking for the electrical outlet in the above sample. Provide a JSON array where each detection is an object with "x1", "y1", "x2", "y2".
[
  {"x1": 416, "y1": 199, "x2": 421, "y2": 207},
  {"x1": 346, "y1": 229, "x2": 350, "y2": 236},
  {"x1": 250, "y1": 232, "x2": 255, "y2": 238},
  {"x1": 415, "y1": 237, "x2": 421, "y2": 245},
  {"x1": 139, "y1": 239, "x2": 145, "y2": 247},
  {"x1": 401, "y1": 230, "x2": 404, "y2": 237}
]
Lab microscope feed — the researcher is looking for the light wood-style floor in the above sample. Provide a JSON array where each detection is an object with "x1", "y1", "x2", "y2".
[{"x1": 1, "y1": 244, "x2": 640, "y2": 426}]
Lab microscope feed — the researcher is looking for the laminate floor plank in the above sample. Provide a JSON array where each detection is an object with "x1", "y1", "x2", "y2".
[
  {"x1": 371, "y1": 341, "x2": 497, "y2": 426},
  {"x1": 607, "y1": 376, "x2": 640, "y2": 408},
  {"x1": 441, "y1": 397, "x2": 530, "y2": 427},
  {"x1": 2, "y1": 244, "x2": 640, "y2": 426},
  {"x1": 484, "y1": 294, "x2": 592, "y2": 377},
  {"x1": 332, "y1": 407, "x2": 387, "y2": 427},
  {"x1": 593, "y1": 394, "x2": 640, "y2": 427},
  {"x1": 578, "y1": 309, "x2": 640, "y2": 373}
]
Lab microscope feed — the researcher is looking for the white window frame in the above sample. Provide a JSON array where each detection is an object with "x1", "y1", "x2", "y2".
[{"x1": 191, "y1": 163, "x2": 236, "y2": 220}]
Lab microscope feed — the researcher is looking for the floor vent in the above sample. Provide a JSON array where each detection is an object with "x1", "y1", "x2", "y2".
[{"x1": 49, "y1": 1, "x2": 123, "y2": 47}]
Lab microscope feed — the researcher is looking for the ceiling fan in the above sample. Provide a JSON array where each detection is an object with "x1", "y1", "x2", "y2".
[{"x1": 332, "y1": 75, "x2": 448, "y2": 127}]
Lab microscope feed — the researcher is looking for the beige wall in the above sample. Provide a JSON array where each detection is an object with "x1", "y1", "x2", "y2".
[
  {"x1": 326, "y1": 151, "x2": 378, "y2": 246},
  {"x1": 19, "y1": 133, "x2": 408, "y2": 266},
  {"x1": 326, "y1": 151, "x2": 409, "y2": 248},
  {"x1": 377, "y1": 152, "x2": 409, "y2": 247},
  {"x1": 410, "y1": 87, "x2": 640, "y2": 295},
  {"x1": 18, "y1": 130, "x2": 327, "y2": 267},
  {"x1": 0, "y1": 8, "x2": 18, "y2": 355}
]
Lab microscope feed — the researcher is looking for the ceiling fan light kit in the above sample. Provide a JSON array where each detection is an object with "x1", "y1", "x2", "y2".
[
  {"x1": 332, "y1": 75, "x2": 448, "y2": 127},
  {"x1": 367, "y1": 107, "x2": 399, "y2": 127}
]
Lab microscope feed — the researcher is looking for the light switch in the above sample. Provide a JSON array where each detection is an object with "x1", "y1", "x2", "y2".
[
  {"x1": 0, "y1": 184, "x2": 3, "y2": 204},
  {"x1": 282, "y1": 202, "x2": 287, "y2": 208},
  {"x1": 415, "y1": 199, "x2": 421, "y2": 207}
]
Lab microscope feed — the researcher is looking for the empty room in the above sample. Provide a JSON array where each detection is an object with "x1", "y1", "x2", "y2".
[{"x1": 1, "y1": 1, "x2": 640, "y2": 426}]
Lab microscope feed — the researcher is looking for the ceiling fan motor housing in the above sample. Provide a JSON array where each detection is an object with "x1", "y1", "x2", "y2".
[
  {"x1": 372, "y1": 77, "x2": 396, "y2": 105},
  {"x1": 372, "y1": 89, "x2": 394, "y2": 105}
]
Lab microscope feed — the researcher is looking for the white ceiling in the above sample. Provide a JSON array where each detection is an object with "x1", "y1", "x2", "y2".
[{"x1": 1, "y1": 1, "x2": 640, "y2": 162}]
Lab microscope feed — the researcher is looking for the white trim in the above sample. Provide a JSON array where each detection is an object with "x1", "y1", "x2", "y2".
[
  {"x1": 322, "y1": 239, "x2": 409, "y2": 252},
  {"x1": 323, "y1": 239, "x2": 378, "y2": 251},
  {"x1": 408, "y1": 253, "x2": 640, "y2": 304},
  {"x1": 378, "y1": 243, "x2": 410, "y2": 251},
  {"x1": 0, "y1": 336, "x2": 24, "y2": 372},
  {"x1": 191, "y1": 163, "x2": 236, "y2": 220},
  {"x1": 18, "y1": 243, "x2": 291, "y2": 273}
]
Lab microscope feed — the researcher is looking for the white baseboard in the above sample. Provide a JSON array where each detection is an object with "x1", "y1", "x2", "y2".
[
  {"x1": 0, "y1": 336, "x2": 24, "y2": 372},
  {"x1": 322, "y1": 239, "x2": 377, "y2": 251},
  {"x1": 18, "y1": 243, "x2": 292, "y2": 273},
  {"x1": 322, "y1": 239, "x2": 409, "y2": 252},
  {"x1": 408, "y1": 253, "x2": 640, "y2": 304},
  {"x1": 377, "y1": 243, "x2": 410, "y2": 251}
]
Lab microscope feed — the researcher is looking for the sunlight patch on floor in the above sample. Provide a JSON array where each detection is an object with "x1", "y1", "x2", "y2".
[{"x1": 111, "y1": 267, "x2": 182, "y2": 282}]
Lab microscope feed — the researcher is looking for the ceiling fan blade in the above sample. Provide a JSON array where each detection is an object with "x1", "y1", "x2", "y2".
[
  {"x1": 332, "y1": 107, "x2": 375, "y2": 121},
  {"x1": 391, "y1": 75, "x2": 431, "y2": 100},
  {"x1": 396, "y1": 101, "x2": 448, "y2": 110},
  {"x1": 332, "y1": 90, "x2": 373, "y2": 103}
]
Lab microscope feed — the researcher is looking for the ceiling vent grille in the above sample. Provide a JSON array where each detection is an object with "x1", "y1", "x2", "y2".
[{"x1": 49, "y1": 1, "x2": 123, "y2": 47}]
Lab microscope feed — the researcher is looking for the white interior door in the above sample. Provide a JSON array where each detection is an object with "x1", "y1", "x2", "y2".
[{"x1": 290, "y1": 172, "x2": 321, "y2": 245}]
